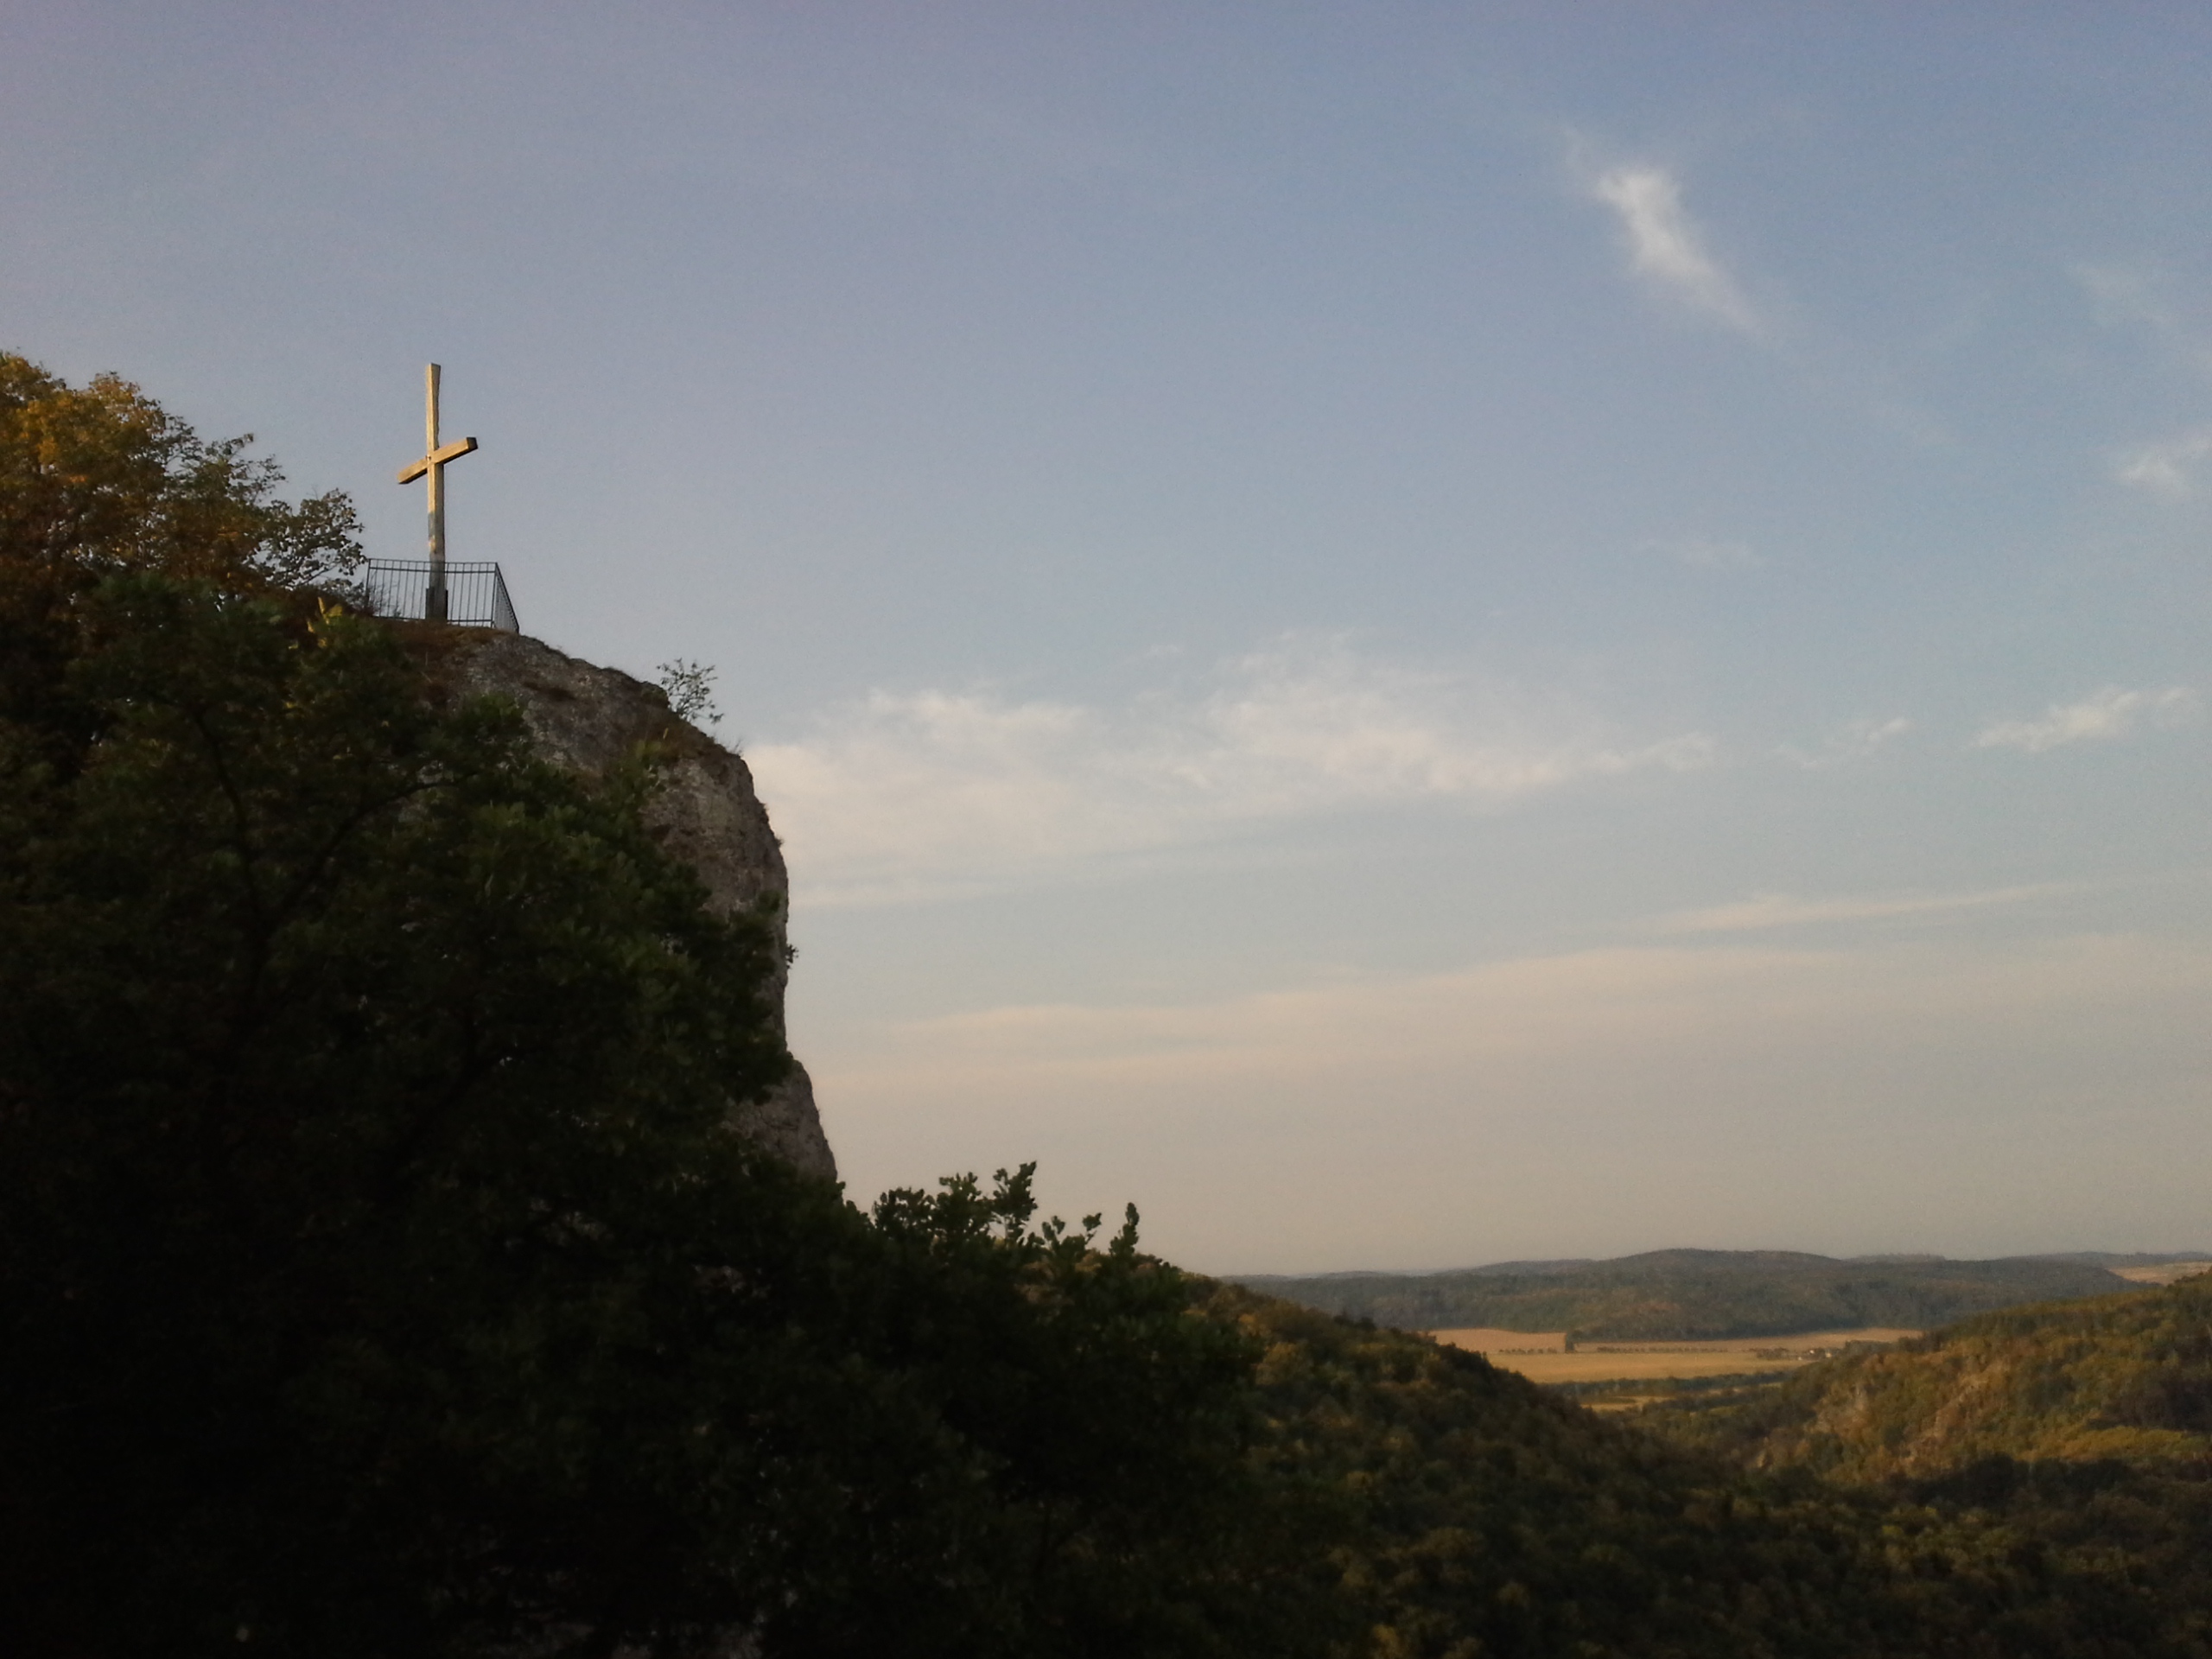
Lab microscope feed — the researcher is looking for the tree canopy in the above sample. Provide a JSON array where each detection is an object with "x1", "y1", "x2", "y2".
[
  {"x1": 0, "y1": 354, "x2": 360, "y2": 772},
  {"x1": 0, "y1": 355, "x2": 1292, "y2": 1659}
]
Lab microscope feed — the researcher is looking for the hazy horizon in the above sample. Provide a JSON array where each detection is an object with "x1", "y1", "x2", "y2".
[
  {"x1": 7, "y1": 4, "x2": 2208, "y2": 1274},
  {"x1": 1232, "y1": 1247, "x2": 2212, "y2": 1280}
]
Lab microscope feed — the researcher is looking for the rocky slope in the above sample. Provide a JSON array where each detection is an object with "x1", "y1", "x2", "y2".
[{"x1": 424, "y1": 627, "x2": 836, "y2": 1181}]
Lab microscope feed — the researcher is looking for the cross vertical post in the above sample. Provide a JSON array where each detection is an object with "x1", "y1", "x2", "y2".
[
  {"x1": 424, "y1": 364, "x2": 446, "y2": 619},
  {"x1": 397, "y1": 363, "x2": 479, "y2": 623}
]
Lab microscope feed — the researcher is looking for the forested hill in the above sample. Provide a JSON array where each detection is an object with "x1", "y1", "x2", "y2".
[
  {"x1": 1655, "y1": 1272, "x2": 2212, "y2": 1483},
  {"x1": 1235, "y1": 1249, "x2": 2139, "y2": 1339},
  {"x1": 1632, "y1": 1274, "x2": 2212, "y2": 1651},
  {"x1": 1213, "y1": 1281, "x2": 2212, "y2": 1656}
]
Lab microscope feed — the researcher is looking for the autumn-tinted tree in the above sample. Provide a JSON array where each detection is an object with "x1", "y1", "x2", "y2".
[{"x1": 0, "y1": 352, "x2": 359, "y2": 766}]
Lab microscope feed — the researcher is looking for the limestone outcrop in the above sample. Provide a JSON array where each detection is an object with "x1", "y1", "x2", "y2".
[{"x1": 426, "y1": 628, "x2": 836, "y2": 1181}]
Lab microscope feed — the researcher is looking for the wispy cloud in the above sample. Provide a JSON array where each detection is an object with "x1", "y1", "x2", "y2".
[
  {"x1": 2075, "y1": 259, "x2": 2212, "y2": 378},
  {"x1": 1974, "y1": 685, "x2": 2200, "y2": 753},
  {"x1": 1777, "y1": 715, "x2": 1911, "y2": 770},
  {"x1": 1644, "y1": 535, "x2": 1761, "y2": 571},
  {"x1": 747, "y1": 639, "x2": 1714, "y2": 903},
  {"x1": 861, "y1": 929, "x2": 2175, "y2": 1078},
  {"x1": 1587, "y1": 162, "x2": 1760, "y2": 334},
  {"x1": 1571, "y1": 148, "x2": 1962, "y2": 442},
  {"x1": 2113, "y1": 427, "x2": 2212, "y2": 499},
  {"x1": 1655, "y1": 885, "x2": 2058, "y2": 936},
  {"x1": 2076, "y1": 261, "x2": 2182, "y2": 335},
  {"x1": 2078, "y1": 264, "x2": 2212, "y2": 496}
]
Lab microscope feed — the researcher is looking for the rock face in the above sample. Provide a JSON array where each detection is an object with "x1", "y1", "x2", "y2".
[{"x1": 432, "y1": 628, "x2": 836, "y2": 1182}]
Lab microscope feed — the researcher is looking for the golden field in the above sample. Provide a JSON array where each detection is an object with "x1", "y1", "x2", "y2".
[
  {"x1": 1429, "y1": 1328, "x2": 1923, "y2": 1385},
  {"x1": 2112, "y1": 1262, "x2": 2212, "y2": 1287}
]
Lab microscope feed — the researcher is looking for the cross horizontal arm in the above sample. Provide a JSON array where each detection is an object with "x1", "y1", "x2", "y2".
[{"x1": 396, "y1": 435, "x2": 479, "y2": 484}]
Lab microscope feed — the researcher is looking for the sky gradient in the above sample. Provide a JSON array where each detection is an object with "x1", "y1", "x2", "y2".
[{"x1": 7, "y1": 3, "x2": 2208, "y2": 1271}]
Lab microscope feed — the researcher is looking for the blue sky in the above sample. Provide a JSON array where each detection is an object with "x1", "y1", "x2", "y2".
[{"x1": 7, "y1": 3, "x2": 2209, "y2": 1270}]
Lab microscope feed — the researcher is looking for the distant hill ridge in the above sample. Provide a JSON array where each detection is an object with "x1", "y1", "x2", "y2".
[{"x1": 1230, "y1": 1248, "x2": 2202, "y2": 1342}]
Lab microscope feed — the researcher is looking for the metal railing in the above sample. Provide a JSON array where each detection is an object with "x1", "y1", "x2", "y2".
[{"x1": 360, "y1": 560, "x2": 519, "y2": 632}]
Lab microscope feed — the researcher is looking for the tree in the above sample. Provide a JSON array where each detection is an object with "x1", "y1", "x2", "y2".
[
  {"x1": 0, "y1": 358, "x2": 1300, "y2": 1659},
  {"x1": 0, "y1": 353, "x2": 359, "y2": 772}
]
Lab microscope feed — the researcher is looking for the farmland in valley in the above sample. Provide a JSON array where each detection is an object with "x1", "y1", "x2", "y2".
[{"x1": 1430, "y1": 1326, "x2": 1921, "y2": 1384}]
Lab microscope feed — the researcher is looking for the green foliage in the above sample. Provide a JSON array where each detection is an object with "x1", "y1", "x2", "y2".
[
  {"x1": 1240, "y1": 1249, "x2": 2133, "y2": 1341},
  {"x1": 0, "y1": 352, "x2": 359, "y2": 592},
  {"x1": 0, "y1": 351, "x2": 361, "y2": 772},
  {"x1": 1649, "y1": 1274, "x2": 2212, "y2": 1480},
  {"x1": 841, "y1": 1175, "x2": 1315, "y2": 1659},
  {"x1": 657, "y1": 657, "x2": 723, "y2": 728},
  {"x1": 0, "y1": 573, "x2": 1301, "y2": 1659},
  {"x1": 0, "y1": 359, "x2": 1306, "y2": 1659},
  {"x1": 1224, "y1": 1287, "x2": 2212, "y2": 1657},
  {"x1": 1630, "y1": 1276, "x2": 2212, "y2": 1657}
]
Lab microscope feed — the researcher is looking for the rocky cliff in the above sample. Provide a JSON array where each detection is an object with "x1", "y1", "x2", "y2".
[{"x1": 420, "y1": 628, "x2": 836, "y2": 1181}]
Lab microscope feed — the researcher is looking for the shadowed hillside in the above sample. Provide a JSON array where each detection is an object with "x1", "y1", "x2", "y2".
[
  {"x1": 1630, "y1": 1274, "x2": 2212, "y2": 1657},
  {"x1": 1235, "y1": 1249, "x2": 2139, "y2": 1340},
  {"x1": 1210, "y1": 1282, "x2": 2212, "y2": 1656}
]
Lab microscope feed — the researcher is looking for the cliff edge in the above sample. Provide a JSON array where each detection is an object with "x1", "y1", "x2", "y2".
[{"x1": 422, "y1": 627, "x2": 836, "y2": 1181}]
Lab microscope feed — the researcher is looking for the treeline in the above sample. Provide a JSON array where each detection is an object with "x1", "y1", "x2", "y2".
[{"x1": 1238, "y1": 1248, "x2": 2133, "y2": 1340}]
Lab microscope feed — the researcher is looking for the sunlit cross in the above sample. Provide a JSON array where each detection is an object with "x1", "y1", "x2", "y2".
[{"x1": 396, "y1": 363, "x2": 479, "y2": 622}]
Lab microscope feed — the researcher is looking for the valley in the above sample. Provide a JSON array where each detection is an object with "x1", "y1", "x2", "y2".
[
  {"x1": 1237, "y1": 1248, "x2": 2209, "y2": 1344},
  {"x1": 1431, "y1": 1325, "x2": 1921, "y2": 1384}
]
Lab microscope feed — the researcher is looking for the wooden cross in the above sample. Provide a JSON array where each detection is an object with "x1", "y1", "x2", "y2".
[{"x1": 396, "y1": 363, "x2": 479, "y2": 622}]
